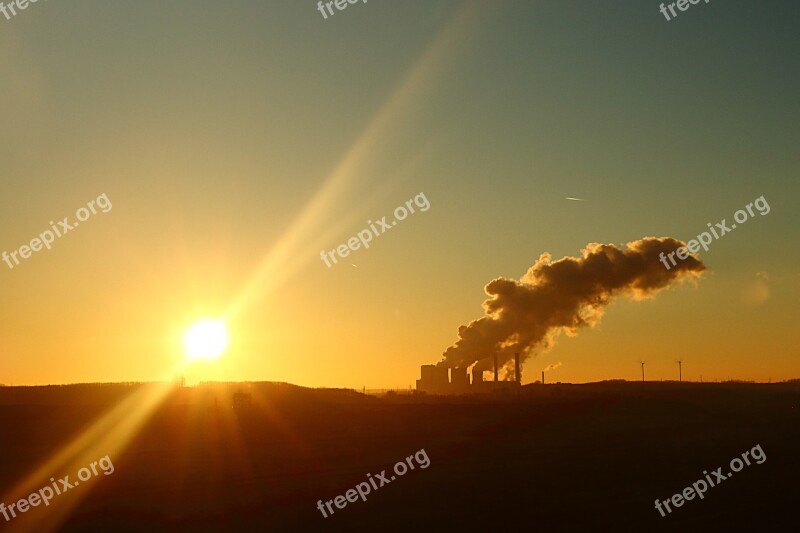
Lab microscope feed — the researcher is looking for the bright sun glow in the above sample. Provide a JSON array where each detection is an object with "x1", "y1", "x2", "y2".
[{"x1": 184, "y1": 319, "x2": 229, "y2": 361}]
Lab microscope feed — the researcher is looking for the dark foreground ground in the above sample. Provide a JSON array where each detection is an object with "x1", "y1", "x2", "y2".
[{"x1": 1, "y1": 381, "x2": 798, "y2": 532}]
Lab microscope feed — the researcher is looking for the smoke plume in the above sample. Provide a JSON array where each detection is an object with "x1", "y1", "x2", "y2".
[
  {"x1": 543, "y1": 362, "x2": 562, "y2": 372},
  {"x1": 439, "y1": 237, "x2": 705, "y2": 376}
]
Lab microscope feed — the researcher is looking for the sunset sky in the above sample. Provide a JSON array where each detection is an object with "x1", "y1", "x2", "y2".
[{"x1": 1, "y1": 0, "x2": 798, "y2": 388}]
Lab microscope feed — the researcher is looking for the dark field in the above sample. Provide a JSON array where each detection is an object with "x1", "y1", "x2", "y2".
[{"x1": 1, "y1": 381, "x2": 798, "y2": 532}]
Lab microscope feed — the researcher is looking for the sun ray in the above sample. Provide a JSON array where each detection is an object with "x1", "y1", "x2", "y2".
[
  {"x1": 0, "y1": 5, "x2": 491, "y2": 530},
  {"x1": 223, "y1": 1, "x2": 487, "y2": 320},
  {"x1": 1, "y1": 381, "x2": 174, "y2": 532}
]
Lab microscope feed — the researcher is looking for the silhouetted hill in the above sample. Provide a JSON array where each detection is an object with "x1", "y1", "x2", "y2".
[{"x1": 1, "y1": 381, "x2": 798, "y2": 531}]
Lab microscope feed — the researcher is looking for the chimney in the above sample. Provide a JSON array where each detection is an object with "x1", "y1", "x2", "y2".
[
  {"x1": 514, "y1": 353, "x2": 521, "y2": 384},
  {"x1": 472, "y1": 366, "x2": 483, "y2": 384},
  {"x1": 541, "y1": 370, "x2": 545, "y2": 384},
  {"x1": 493, "y1": 354, "x2": 498, "y2": 382}
]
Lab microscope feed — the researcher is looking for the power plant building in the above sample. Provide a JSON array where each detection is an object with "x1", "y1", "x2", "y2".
[{"x1": 416, "y1": 354, "x2": 522, "y2": 395}]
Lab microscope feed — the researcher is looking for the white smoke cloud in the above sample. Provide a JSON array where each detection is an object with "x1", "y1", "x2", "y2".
[{"x1": 439, "y1": 237, "x2": 706, "y2": 372}]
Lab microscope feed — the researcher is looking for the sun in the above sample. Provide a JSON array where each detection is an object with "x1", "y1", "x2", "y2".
[{"x1": 184, "y1": 319, "x2": 229, "y2": 361}]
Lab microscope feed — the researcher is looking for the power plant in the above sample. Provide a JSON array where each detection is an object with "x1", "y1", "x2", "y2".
[{"x1": 416, "y1": 353, "x2": 522, "y2": 395}]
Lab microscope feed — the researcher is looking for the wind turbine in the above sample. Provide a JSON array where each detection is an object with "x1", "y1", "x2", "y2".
[
  {"x1": 640, "y1": 360, "x2": 646, "y2": 382},
  {"x1": 677, "y1": 359, "x2": 683, "y2": 382}
]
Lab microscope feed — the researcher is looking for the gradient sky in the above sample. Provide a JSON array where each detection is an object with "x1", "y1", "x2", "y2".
[{"x1": 1, "y1": 0, "x2": 798, "y2": 388}]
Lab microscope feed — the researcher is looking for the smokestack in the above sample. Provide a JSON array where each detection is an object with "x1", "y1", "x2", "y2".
[
  {"x1": 541, "y1": 370, "x2": 545, "y2": 384},
  {"x1": 514, "y1": 352, "x2": 521, "y2": 383},
  {"x1": 493, "y1": 354, "x2": 498, "y2": 382},
  {"x1": 438, "y1": 237, "x2": 705, "y2": 373}
]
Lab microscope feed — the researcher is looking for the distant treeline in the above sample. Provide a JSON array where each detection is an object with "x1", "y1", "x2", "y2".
[
  {"x1": 0, "y1": 382, "x2": 376, "y2": 408},
  {"x1": 0, "y1": 383, "x2": 145, "y2": 406}
]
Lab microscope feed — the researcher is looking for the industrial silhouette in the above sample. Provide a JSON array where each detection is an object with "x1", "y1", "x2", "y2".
[{"x1": 416, "y1": 353, "x2": 521, "y2": 394}]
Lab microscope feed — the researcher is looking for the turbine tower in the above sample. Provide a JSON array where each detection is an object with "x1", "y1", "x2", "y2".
[
  {"x1": 677, "y1": 359, "x2": 683, "y2": 382},
  {"x1": 640, "y1": 361, "x2": 645, "y2": 382}
]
